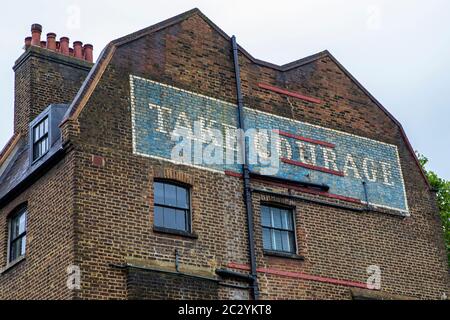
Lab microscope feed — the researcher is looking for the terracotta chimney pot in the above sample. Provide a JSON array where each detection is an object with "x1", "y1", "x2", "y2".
[
  {"x1": 60, "y1": 37, "x2": 70, "y2": 55},
  {"x1": 83, "y1": 44, "x2": 94, "y2": 62},
  {"x1": 24, "y1": 37, "x2": 32, "y2": 49},
  {"x1": 46, "y1": 33, "x2": 57, "y2": 51},
  {"x1": 73, "y1": 41, "x2": 83, "y2": 59},
  {"x1": 31, "y1": 24, "x2": 42, "y2": 46}
]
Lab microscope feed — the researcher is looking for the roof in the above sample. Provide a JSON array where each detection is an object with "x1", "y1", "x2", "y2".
[{"x1": 0, "y1": 105, "x2": 69, "y2": 206}]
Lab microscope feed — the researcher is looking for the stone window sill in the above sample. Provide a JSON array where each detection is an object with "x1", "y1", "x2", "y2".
[
  {"x1": 1, "y1": 256, "x2": 26, "y2": 275},
  {"x1": 263, "y1": 250, "x2": 305, "y2": 261},
  {"x1": 153, "y1": 226, "x2": 198, "y2": 239}
]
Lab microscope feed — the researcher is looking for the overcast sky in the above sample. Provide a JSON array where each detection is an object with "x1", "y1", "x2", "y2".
[{"x1": 0, "y1": 0, "x2": 449, "y2": 179}]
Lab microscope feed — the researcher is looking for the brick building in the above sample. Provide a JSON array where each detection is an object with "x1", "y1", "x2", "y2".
[{"x1": 0, "y1": 8, "x2": 448, "y2": 300}]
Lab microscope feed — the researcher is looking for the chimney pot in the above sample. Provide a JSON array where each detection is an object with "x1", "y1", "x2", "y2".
[
  {"x1": 60, "y1": 37, "x2": 70, "y2": 55},
  {"x1": 73, "y1": 41, "x2": 83, "y2": 59},
  {"x1": 83, "y1": 44, "x2": 94, "y2": 62},
  {"x1": 24, "y1": 37, "x2": 32, "y2": 49},
  {"x1": 69, "y1": 48, "x2": 74, "y2": 57},
  {"x1": 31, "y1": 23, "x2": 42, "y2": 46},
  {"x1": 46, "y1": 33, "x2": 57, "y2": 51},
  {"x1": 40, "y1": 41, "x2": 47, "y2": 48}
]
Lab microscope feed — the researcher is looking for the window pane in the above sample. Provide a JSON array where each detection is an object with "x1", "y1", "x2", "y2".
[
  {"x1": 175, "y1": 210, "x2": 187, "y2": 231},
  {"x1": 18, "y1": 212, "x2": 26, "y2": 235},
  {"x1": 281, "y1": 210, "x2": 293, "y2": 230},
  {"x1": 163, "y1": 208, "x2": 176, "y2": 229},
  {"x1": 10, "y1": 240, "x2": 18, "y2": 261},
  {"x1": 165, "y1": 184, "x2": 177, "y2": 207},
  {"x1": 39, "y1": 140, "x2": 44, "y2": 157},
  {"x1": 154, "y1": 206, "x2": 164, "y2": 227},
  {"x1": 44, "y1": 137, "x2": 49, "y2": 154},
  {"x1": 154, "y1": 183, "x2": 164, "y2": 205},
  {"x1": 262, "y1": 228, "x2": 272, "y2": 250},
  {"x1": 176, "y1": 186, "x2": 188, "y2": 209},
  {"x1": 281, "y1": 231, "x2": 293, "y2": 253},
  {"x1": 10, "y1": 238, "x2": 24, "y2": 262},
  {"x1": 11, "y1": 217, "x2": 19, "y2": 239},
  {"x1": 272, "y1": 208, "x2": 282, "y2": 229},
  {"x1": 44, "y1": 118, "x2": 49, "y2": 134},
  {"x1": 34, "y1": 126, "x2": 39, "y2": 142},
  {"x1": 273, "y1": 230, "x2": 283, "y2": 251},
  {"x1": 261, "y1": 206, "x2": 271, "y2": 227},
  {"x1": 33, "y1": 142, "x2": 39, "y2": 160},
  {"x1": 21, "y1": 235, "x2": 26, "y2": 256}
]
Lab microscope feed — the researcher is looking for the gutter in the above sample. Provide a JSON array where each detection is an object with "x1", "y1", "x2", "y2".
[{"x1": 231, "y1": 35, "x2": 259, "y2": 300}]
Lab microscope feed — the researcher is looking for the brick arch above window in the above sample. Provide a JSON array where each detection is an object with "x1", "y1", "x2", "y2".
[{"x1": 153, "y1": 167, "x2": 194, "y2": 186}]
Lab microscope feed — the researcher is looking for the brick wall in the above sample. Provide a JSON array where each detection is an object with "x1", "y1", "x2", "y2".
[
  {"x1": 0, "y1": 45, "x2": 91, "y2": 299},
  {"x1": 64, "y1": 11, "x2": 448, "y2": 300},
  {"x1": 1, "y1": 9, "x2": 448, "y2": 300},
  {"x1": 0, "y1": 153, "x2": 76, "y2": 299}
]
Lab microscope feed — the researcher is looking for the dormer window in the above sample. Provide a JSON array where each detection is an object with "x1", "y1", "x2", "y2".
[
  {"x1": 32, "y1": 116, "x2": 49, "y2": 162},
  {"x1": 28, "y1": 104, "x2": 68, "y2": 167}
]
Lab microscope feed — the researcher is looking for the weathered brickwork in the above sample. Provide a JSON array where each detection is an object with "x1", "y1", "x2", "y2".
[
  {"x1": 13, "y1": 46, "x2": 92, "y2": 136},
  {"x1": 0, "y1": 9, "x2": 448, "y2": 300},
  {"x1": 130, "y1": 75, "x2": 408, "y2": 213},
  {"x1": 0, "y1": 153, "x2": 76, "y2": 299},
  {"x1": 127, "y1": 270, "x2": 220, "y2": 300}
]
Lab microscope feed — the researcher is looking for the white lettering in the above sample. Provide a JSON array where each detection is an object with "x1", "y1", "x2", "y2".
[
  {"x1": 343, "y1": 154, "x2": 362, "y2": 180},
  {"x1": 363, "y1": 158, "x2": 378, "y2": 182},
  {"x1": 380, "y1": 162, "x2": 394, "y2": 186},
  {"x1": 149, "y1": 103, "x2": 172, "y2": 134},
  {"x1": 322, "y1": 147, "x2": 339, "y2": 171},
  {"x1": 297, "y1": 141, "x2": 317, "y2": 166}
]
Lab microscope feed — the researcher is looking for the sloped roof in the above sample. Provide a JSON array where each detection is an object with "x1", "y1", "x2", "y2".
[{"x1": 59, "y1": 8, "x2": 430, "y2": 189}]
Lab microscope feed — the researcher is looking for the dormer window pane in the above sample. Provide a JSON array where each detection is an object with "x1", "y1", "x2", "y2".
[{"x1": 32, "y1": 116, "x2": 49, "y2": 162}]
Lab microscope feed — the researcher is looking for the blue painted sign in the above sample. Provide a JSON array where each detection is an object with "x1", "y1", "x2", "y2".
[{"x1": 130, "y1": 75, "x2": 409, "y2": 214}]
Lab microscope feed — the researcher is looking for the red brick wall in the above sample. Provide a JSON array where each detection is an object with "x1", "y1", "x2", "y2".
[
  {"x1": 0, "y1": 153, "x2": 76, "y2": 300},
  {"x1": 1, "y1": 11, "x2": 448, "y2": 300},
  {"x1": 66, "y1": 12, "x2": 448, "y2": 300}
]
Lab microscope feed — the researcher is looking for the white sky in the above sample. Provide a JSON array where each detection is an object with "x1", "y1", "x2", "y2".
[{"x1": 0, "y1": 0, "x2": 449, "y2": 179}]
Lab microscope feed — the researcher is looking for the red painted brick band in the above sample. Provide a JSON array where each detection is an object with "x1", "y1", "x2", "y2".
[
  {"x1": 282, "y1": 158, "x2": 345, "y2": 177},
  {"x1": 258, "y1": 83, "x2": 322, "y2": 104},
  {"x1": 278, "y1": 130, "x2": 336, "y2": 149},
  {"x1": 228, "y1": 263, "x2": 372, "y2": 290},
  {"x1": 224, "y1": 170, "x2": 243, "y2": 178}
]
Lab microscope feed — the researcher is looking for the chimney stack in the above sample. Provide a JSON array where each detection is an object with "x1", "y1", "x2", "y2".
[
  {"x1": 14, "y1": 24, "x2": 95, "y2": 135},
  {"x1": 31, "y1": 24, "x2": 42, "y2": 46},
  {"x1": 23, "y1": 24, "x2": 94, "y2": 62}
]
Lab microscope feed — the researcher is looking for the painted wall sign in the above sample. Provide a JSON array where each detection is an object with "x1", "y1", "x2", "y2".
[{"x1": 130, "y1": 75, "x2": 409, "y2": 214}]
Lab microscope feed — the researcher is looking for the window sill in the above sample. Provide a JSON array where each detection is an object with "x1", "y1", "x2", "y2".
[
  {"x1": 153, "y1": 227, "x2": 198, "y2": 239},
  {"x1": 1, "y1": 256, "x2": 26, "y2": 275},
  {"x1": 263, "y1": 250, "x2": 304, "y2": 261}
]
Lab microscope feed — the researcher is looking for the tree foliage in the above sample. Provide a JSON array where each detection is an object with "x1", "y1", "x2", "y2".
[{"x1": 417, "y1": 153, "x2": 450, "y2": 268}]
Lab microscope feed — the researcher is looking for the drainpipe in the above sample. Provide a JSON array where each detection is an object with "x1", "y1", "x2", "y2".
[{"x1": 231, "y1": 35, "x2": 259, "y2": 300}]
